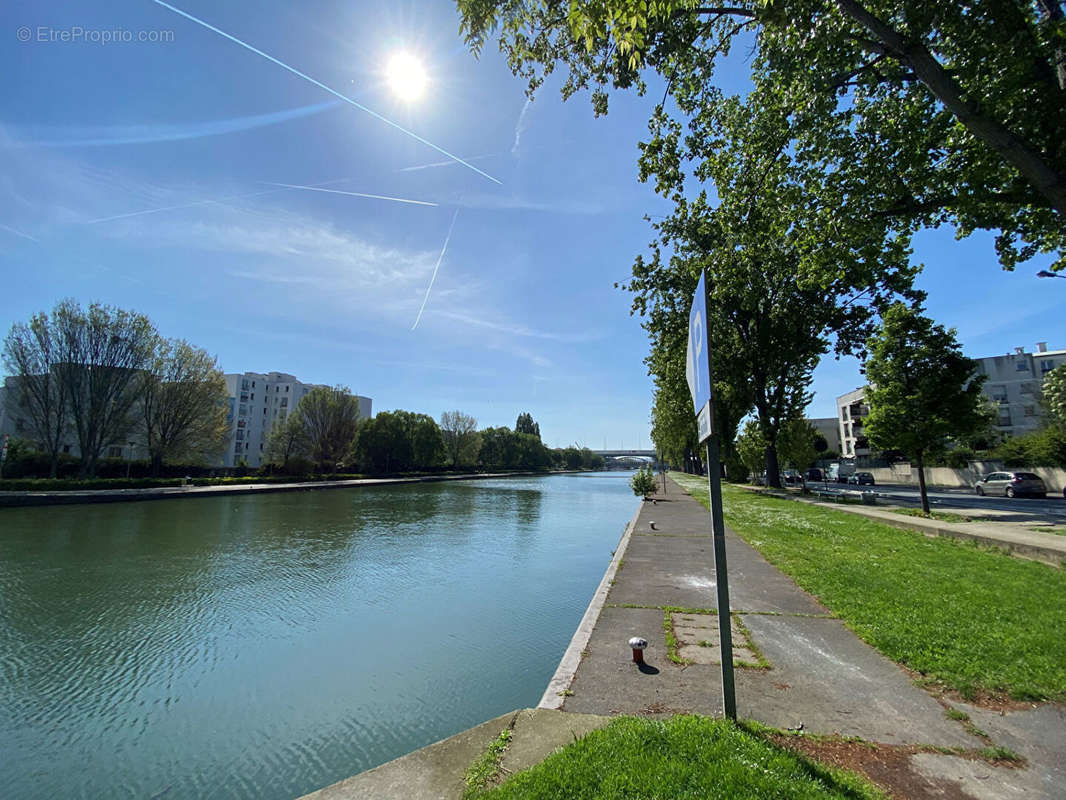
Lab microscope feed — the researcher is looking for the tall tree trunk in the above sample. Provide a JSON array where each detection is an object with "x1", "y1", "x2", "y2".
[
  {"x1": 151, "y1": 453, "x2": 164, "y2": 478},
  {"x1": 915, "y1": 449, "x2": 930, "y2": 514},
  {"x1": 49, "y1": 453, "x2": 58, "y2": 479},
  {"x1": 764, "y1": 444, "x2": 782, "y2": 488}
]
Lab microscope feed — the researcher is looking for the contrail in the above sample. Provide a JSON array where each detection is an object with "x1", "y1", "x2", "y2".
[
  {"x1": 85, "y1": 188, "x2": 283, "y2": 224},
  {"x1": 399, "y1": 153, "x2": 494, "y2": 173},
  {"x1": 263, "y1": 182, "x2": 438, "y2": 207},
  {"x1": 151, "y1": 0, "x2": 503, "y2": 185},
  {"x1": 412, "y1": 207, "x2": 460, "y2": 331},
  {"x1": 512, "y1": 98, "x2": 532, "y2": 155},
  {"x1": 0, "y1": 223, "x2": 39, "y2": 242}
]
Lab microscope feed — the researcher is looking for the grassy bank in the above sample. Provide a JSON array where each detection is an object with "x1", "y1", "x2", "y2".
[
  {"x1": 0, "y1": 474, "x2": 365, "y2": 492},
  {"x1": 671, "y1": 473, "x2": 1066, "y2": 701},
  {"x1": 474, "y1": 715, "x2": 883, "y2": 799}
]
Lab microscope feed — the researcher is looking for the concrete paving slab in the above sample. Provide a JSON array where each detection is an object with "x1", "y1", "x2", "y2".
[
  {"x1": 736, "y1": 614, "x2": 979, "y2": 746},
  {"x1": 672, "y1": 612, "x2": 759, "y2": 666},
  {"x1": 937, "y1": 701, "x2": 1066, "y2": 799},
  {"x1": 909, "y1": 753, "x2": 1040, "y2": 799}
]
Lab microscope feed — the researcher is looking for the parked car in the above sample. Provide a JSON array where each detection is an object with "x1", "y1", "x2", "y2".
[
  {"x1": 847, "y1": 472, "x2": 876, "y2": 486},
  {"x1": 782, "y1": 469, "x2": 803, "y2": 486},
  {"x1": 805, "y1": 468, "x2": 823, "y2": 482},
  {"x1": 974, "y1": 471, "x2": 1047, "y2": 498}
]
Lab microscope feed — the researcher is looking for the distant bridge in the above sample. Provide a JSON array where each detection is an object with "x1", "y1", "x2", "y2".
[{"x1": 592, "y1": 449, "x2": 657, "y2": 459}]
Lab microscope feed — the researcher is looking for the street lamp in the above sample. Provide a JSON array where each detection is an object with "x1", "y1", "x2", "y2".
[{"x1": 1036, "y1": 270, "x2": 1065, "y2": 279}]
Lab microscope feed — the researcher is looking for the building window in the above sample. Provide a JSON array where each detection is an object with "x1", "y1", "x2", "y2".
[
  {"x1": 63, "y1": 445, "x2": 71, "y2": 454},
  {"x1": 108, "y1": 446, "x2": 123, "y2": 458},
  {"x1": 1041, "y1": 360, "x2": 1055, "y2": 374},
  {"x1": 263, "y1": 407, "x2": 267, "y2": 415},
  {"x1": 285, "y1": 385, "x2": 289, "y2": 392},
  {"x1": 242, "y1": 380, "x2": 249, "y2": 391},
  {"x1": 236, "y1": 430, "x2": 244, "y2": 441},
  {"x1": 1024, "y1": 406, "x2": 1036, "y2": 417},
  {"x1": 1016, "y1": 360, "x2": 1029, "y2": 372},
  {"x1": 281, "y1": 397, "x2": 288, "y2": 407}
]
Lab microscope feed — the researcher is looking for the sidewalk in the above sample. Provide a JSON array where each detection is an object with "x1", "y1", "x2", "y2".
[{"x1": 544, "y1": 477, "x2": 1064, "y2": 799}]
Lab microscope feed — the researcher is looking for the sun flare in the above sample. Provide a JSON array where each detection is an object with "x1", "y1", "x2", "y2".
[{"x1": 385, "y1": 51, "x2": 428, "y2": 103}]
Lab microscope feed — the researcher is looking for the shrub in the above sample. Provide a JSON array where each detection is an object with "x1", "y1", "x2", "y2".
[{"x1": 630, "y1": 466, "x2": 657, "y2": 499}]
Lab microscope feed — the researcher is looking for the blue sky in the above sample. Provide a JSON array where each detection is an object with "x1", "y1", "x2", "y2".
[{"x1": 2, "y1": 1, "x2": 1062, "y2": 449}]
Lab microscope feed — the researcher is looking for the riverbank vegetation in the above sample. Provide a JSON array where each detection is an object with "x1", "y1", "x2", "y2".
[
  {"x1": 472, "y1": 715, "x2": 884, "y2": 799},
  {"x1": 672, "y1": 473, "x2": 1066, "y2": 701}
]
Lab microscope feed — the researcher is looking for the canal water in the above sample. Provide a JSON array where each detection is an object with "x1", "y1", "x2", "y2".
[{"x1": 0, "y1": 472, "x2": 638, "y2": 799}]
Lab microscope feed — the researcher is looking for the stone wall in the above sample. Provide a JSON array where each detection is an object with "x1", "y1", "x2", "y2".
[{"x1": 867, "y1": 462, "x2": 1066, "y2": 492}]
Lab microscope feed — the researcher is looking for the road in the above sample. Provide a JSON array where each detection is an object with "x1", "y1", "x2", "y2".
[{"x1": 810, "y1": 481, "x2": 1066, "y2": 525}]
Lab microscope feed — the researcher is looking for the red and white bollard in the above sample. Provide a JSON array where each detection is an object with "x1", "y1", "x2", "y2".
[{"x1": 629, "y1": 636, "x2": 648, "y2": 664}]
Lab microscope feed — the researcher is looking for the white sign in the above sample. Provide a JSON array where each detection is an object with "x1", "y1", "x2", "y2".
[{"x1": 687, "y1": 272, "x2": 713, "y2": 442}]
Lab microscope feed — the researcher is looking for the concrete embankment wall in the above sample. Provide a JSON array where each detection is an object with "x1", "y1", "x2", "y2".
[{"x1": 867, "y1": 463, "x2": 1066, "y2": 492}]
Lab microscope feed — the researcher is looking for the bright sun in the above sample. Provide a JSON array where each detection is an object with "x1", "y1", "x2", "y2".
[{"x1": 385, "y1": 51, "x2": 428, "y2": 103}]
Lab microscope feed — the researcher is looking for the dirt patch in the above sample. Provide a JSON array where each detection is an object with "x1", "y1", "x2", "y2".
[{"x1": 770, "y1": 735, "x2": 977, "y2": 800}]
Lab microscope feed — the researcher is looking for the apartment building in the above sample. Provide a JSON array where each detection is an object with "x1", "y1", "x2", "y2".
[
  {"x1": 973, "y1": 342, "x2": 1066, "y2": 438},
  {"x1": 834, "y1": 342, "x2": 1065, "y2": 455},
  {"x1": 836, "y1": 388, "x2": 871, "y2": 459},
  {"x1": 224, "y1": 371, "x2": 372, "y2": 467}
]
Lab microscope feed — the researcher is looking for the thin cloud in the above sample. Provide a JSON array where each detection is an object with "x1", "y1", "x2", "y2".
[
  {"x1": 2, "y1": 101, "x2": 340, "y2": 148},
  {"x1": 151, "y1": 0, "x2": 502, "y2": 185},
  {"x1": 436, "y1": 310, "x2": 604, "y2": 343}
]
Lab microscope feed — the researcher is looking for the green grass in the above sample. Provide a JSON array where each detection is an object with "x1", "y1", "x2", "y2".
[
  {"x1": 1031, "y1": 526, "x2": 1066, "y2": 536},
  {"x1": 891, "y1": 508, "x2": 972, "y2": 523},
  {"x1": 463, "y1": 728, "x2": 513, "y2": 798},
  {"x1": 671, "y1": 472, "x2": 1066, "y2": 701},
  {"x1": 475, "y1": 716, "x2": 885, "y2": 799}
]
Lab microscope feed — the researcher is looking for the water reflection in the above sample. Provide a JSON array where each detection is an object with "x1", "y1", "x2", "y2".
[{"x1": 0, "y1": 472, "x2": 636, "y2": 800}]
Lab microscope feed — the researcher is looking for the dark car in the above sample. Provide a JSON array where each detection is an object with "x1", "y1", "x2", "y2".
[
  {"x1": 847, "y1": 472, "x2": 875, "y2": 486},
  {"x1": 805, "y1": 468, "x2": 823, "y2": 482},
  {"x1": 974, "y1": 471, "x2": 1047, "y2": 498}
]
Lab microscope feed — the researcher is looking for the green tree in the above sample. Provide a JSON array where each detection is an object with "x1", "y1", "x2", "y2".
[
  {"x1": 440, "y1": 410, "x2": 481, "y2": 468},
  {"x1": 630, "y1": 465, "x2": 657, "y2": 499},
  {"x1": 515, "y1": 412, "x2": 541, "y2": 439},
  {"x1": 2, "y1": 310, "x2": 69, "y2": 477},
  {"x1": 863, "y1": 304, "x2": 988, "y2": 513},
  {"x1": 352, "y1": 411, "x2": 411, "y2": 474},
  {"x1": 54, "y1": 300, "x2": 157, "y2": 477},
  {"x1": 459, "y1": 0, "x2": 1066, "y2": 271},
  {"x1": 139, "y1": 339, "x2": 229, "y2": 475},
  {"x1": 265, "y1": 412, "x2": 311, "y2": 471},
  {"x1": 777, "y1": 418, "x2": 820, "y2": 472},
  {"x1": 398, "y1": 411, "x2": 446, "y2": 469},
  {"x1": 292, "y1": 386, "x2": 362, "y2": 471},
  {"x1": 1044, "y1": 364, "x2": 1066, "y2": 425},
  {"x1": 735, "y1": 419, "x2": 767, "y2": 482},
  {"x1": 479, "y1": 426, "x2": 518, "y2": 470}
]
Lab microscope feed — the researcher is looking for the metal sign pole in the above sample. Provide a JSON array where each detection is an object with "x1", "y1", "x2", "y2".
[
  {"x1": 705, "y1": 432, "x2": 736, "y2": 720},
  {"x1": 686, "y1": 269, "x2": 737, "y2": 721}
]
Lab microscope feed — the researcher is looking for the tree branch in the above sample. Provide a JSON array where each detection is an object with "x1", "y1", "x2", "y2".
[{"x1": 836, "y1": 0, "x2": 1066, "y2": 219}]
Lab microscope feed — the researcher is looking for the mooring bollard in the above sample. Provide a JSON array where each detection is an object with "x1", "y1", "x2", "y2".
[
  {"x1": 629, "y1": 636, "x2": 648, "y2": 664},
  {"x1": 649, "y1": 521, "x2": 657, "y2": 530}
]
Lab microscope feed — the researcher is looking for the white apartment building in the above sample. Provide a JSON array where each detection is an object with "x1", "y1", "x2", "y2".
[
  {"x1": 224, "y1": 371, "x2": 372, "y2": 467},
  {"x1": 834, "y1": 342, "x2": 1065, "y2": 456},
  {"x1": 973, "y1": 342, "x2": 1065, "y2": 438}
]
